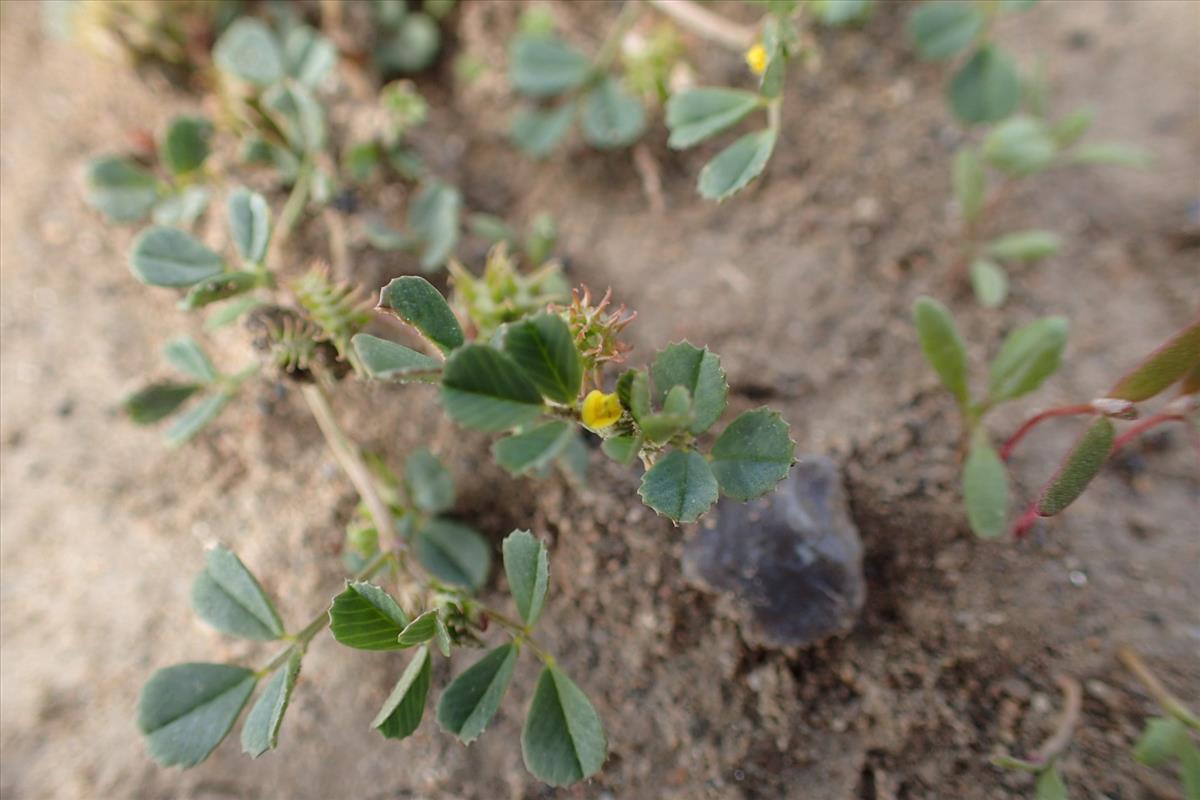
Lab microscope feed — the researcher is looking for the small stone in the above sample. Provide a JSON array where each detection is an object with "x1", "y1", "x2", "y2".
[{"x1": 682, "y1": 456, "x2": 865, "y2": 648}]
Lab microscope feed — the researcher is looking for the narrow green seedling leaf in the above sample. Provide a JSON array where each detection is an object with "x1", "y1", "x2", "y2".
[
  {"x1": 373, "y1": 645, "x2": 432, "y2": 740},
  {"x1": 1107, "y1": 320, "x2": 1200, "y2": 402},
  {"x1": 581, "y1": 77, "x2": 647, "y2": 150},
  {"x1": 909, "y1": 1, "x2": 985, "y2": 61},
  {"x1": 397, "y1": 610, "x2": 439, "y2": 647},
  {"x1": 522, "y1": 665, "x2": 607, "y2": 787},
  {"x1": 415, "y1": 519, "x2": 491, "y2": 590},
  {"x1": 493, "y1": 421, "x2": 574, "y2": 476},
  {"x1": 125, "y1": 383, "x2": 200, "y2": 424},
  {"x1": 179, "y1": 271, "x2": 261, "y2": 310},
  {"x1": 986, "y1": 230, "x2": 1061, "y2": 262},
  {"x1": 698, "y1": 128, "x2": 778, "y2": 201},
  {"x1": 166, "y1": 391, "x2": 231, "y2": 448},
  {"x1": 378, "y1": 275, "x2": 465, "y2": 354},
  {"x1": 504, "y1": 313, "x2": 583, "y2": 404},
  {"x1": 407, "y1": 180, "x2": 462, "y2": 271},
  {"x1": 988, "y1": 316, "x2": 1069, "y2": 404},
  {"x1": 241, "y1": 650, "x2": 301, "y2": 758},
  {"x1": 962, "y1": 429, "x2": 1009, "y2": 538},
  {"x1": 227, "y1": 188, "x2": 272, "y2": 265},
  {"x1": 949, "y1": 46, "x2": 1021, "y2": 125},
  {"x1": 191, "y1": 545, "x2": 286, "y2": 640},
  {"x1": 511, "y1": 103, "x2": 577, "y2": 158},
  {"x1": 651, "y1": 342, "x2": 729, "y2": 434},
  {"x1": 953, "y1": 147, "x2": 987, "y2": 222},
  {"x1": 161, "y1": 116, "x2": 213, "y2": 177},
  {"x1": 138, "y1": 663, "x2": 257, "y2": 767},
  {"x1": 406, "y1": 448, "x2": 456, "y2": 514},
  {"x1": 86, "y1": 156, "x2": 159, "y2": 222},
  {"x1": 509, "y1": 36, "x2": 589, "y2": 97},
  {"x1": 441, "y1": 345, "x2": 546, "y2": 432},
  {"x1": 983, "y1": 116, "x2": 1058, "y2": 176},
  {"x1": 913, "y1": 296, "x2": 971, "y2": 408},
  {"x1": 437, "y1": 644, "x2": 518, "y2": 743},
  {"x1": 638, "y1": 449, "x2": 718, "y2": 523},
  {"x1": 1133, "y1": 716, "x2": 1189, "y2": 767},
  {"x1": 352, "y1": 333, "x2": 442, "y2": 383},
  {"x1": 503, "y1": 529, "x2": 550, "y2": 628},
  {"x1": 1036, "y1": 416, "x2": 1115, "y2": 517},
  {"x1": 970, "y1": 258, "x2": 1009, "y2": 308},
  {"x1": 1067, "y1": 143, "x2": 1153, "y2": 168},
  {"x1": 213, "y1": 18, "x2": 285, "y2": 86},
  {"x1": 601, "y1": 434, "x2": 641, "y2": 465},
  {"x1": 328, "y1": 581, "x2": 410, "y2": 651},
  {"x1": 1035, "y1": 764, "x2": 1068, "y2": 800},
  {"x1": 164, "y1": 336, "x2": 217, "y2": 383},
  {"x1": 709, "y1": 408, "x2": 795, "y2": 501},
  {"x1": 130, "y1": 226, "x2": 224, "y2": 287},
  {"x1": 665, "y1": 87, "x2": 761, "y2": 149}
]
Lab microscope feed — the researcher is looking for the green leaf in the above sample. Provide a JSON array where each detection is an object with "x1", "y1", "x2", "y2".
[
  {"x1": 988, "y1": 316, "x2": 1069, "y2": 403},
  {"x1": 434, "y1": 616, "x2": 453, "y2": 657},
  {"x1": 709, "y1": 408, "x2": 795, "y2": 501},
  {"x1": 227, "y1": 188, "x2": 272, "y2": 264},
  {"x1": 161, "y1": 116, "x2": 213, "y2": 177},
  {"x1": 983, "y1": 116, "x2": 1058, "y2": 175},
  {"x1": 522, "y1": 665, "x2": 607, "y2": 787},
  {"x1": 601, "y1": 434, "x2": 641, "y2": 465},
  {"x1": 511, "y1": 103, "x2": 577, "y2": 158},
  {"x1": 263, "y1": 82, "x2": 326, "y2": 154},
  {"x1": 626, "y1": 369, "x2": 652, "y2": 422},
  {"x1": 1000, "y1": 0, "x2": 1038, "y2": 11},
  {"x1": 179, "y1": 271, "x2": 260, "y2": 311},
  {"x1": 397, "y1": 610, "x2": 439, "y2": 647},
  {"x1": 1067, "y1": 142, "x2": 1153, "y2": 168},
  {"x1": 581, "y1": 77, "x2": 647, "y2": 150},
  {"x1": 85, "y1": 156, "x2": 159, "y2": 222},
  {"x1": 129, "y1": 226, "x2": 224, "y2": 287},
  {"x1": 138, "y1": 663, "x2": 257, "y2": 767},
  {"x1": 638, "y1": 449, "x2": 718, "y2": 523},
  {"x1": 378, "y1": 275, "x2": 464, "y2": 354},
  {"x1": 164, "y1": 336, "x2": 217, "y2": 383},
  {"x1": 351, "y1": 333, "x2": 442, "y2": 383},
  {"x1": 908, "y1": 1, "x2": 984, "y2": 61},
  {"x1": 665, "y1": 87, "x2": 760, "y2": 150},
  {"x1": 441, "y1": 345, "x2": 545, "y2": 432},
  {"x1": 283, "y1": 25, "x2": 337, "y2": 87},
  {"x1": 953, "y1": 147, "x2": 987, "y2": 222},
  {"x1": 407, "y1": 180, "x2": 462, "y2": 271},
  {"x1": 152, "y1": 185, "x2": 211, "y2": 228},
  {"x1": 241, "y1": 650, "x2": 301, "y2": 757},
  {"x1": 651, "y1": 342, "x2": 728, "y2": 434},
  {"x1": 405, "y1": 448, "x2": 456, "y2": 514},
  {"x1": 504, "y1": 313, "x2": 583, "y2": 404},
  {"x1": 213, "y1": 18, "x2": 284, "y2": 86},
  {"x1": 809, "y1": 0, "x2": 875, "y2": 26},
  {"x1": 125, "y1": 383, "x2": 200, "y2": 424},
  {"x1": 948, "y1": 46, "x2": 1021, "y2": 125},
  {"x1": 962, "y1": 429, "x2": 1009, "y2": 538},
  {"x1": 1133, "y1": 716, "x2": 1188, "y2": 767},
  {"x1": 1036, "y1": 417, "x2": 1115, "y2": 516},
  {"x1": 205, "y1": 295, "x2": 264, "y2": 329},
  {"x1": 698, "y1": 128, "x2": 778, "y2": 201},
  {"x1": 986, "y1": 230, "x2": 1061, "y2": 262},
  {"x1": 912, "y1": 296, "x2": 970, "y2": 407},
  {"x1": 372, "y1": 645, "x2": 432, "y2": 739},
  {"x1": 509, "y1": 36, "x2": 589, "y2": 98},
  {"x1": 1050, "y1": 108, "x2": 1093, "y2": 148},
  {"x1": 1108, "y1": 321, "x2": 1200, "y2": 402},
  {"x1": 1180, "y1": 740, "x2": 1200, "y2": 800},
  {"x1": 1035, "y1": 764, "x2": 1068, "y2": 800},
  {"x1": 415, "y1": 518, "x2": 491, "y2": 590},
  {"x1": 436, "y1": 644, "x2": 518, "y2": 743},
  {"x1": 328, "y1": 581, "x2": 410, "y2": 651},
  {"x1": 166, "y1": 392, "x2": 231, "y2": 448},
  {"x1": 191, "y1": 545, "x2": 284, "y2": 640},
  {"x1": 502, "y1": 529, "x2": 549, "y2": 628},
  {"x1": 493, "y1": 421, "x2": 574, "y2": 476},
  {"x1": 970, "y1": 258, "x2": 1009, "y2": 308}
]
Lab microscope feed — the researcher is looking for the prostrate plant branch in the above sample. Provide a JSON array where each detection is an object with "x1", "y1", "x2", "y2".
[
  {"x1": 1119, "y1": 646, "x2": 1200, "y2": 731},
  {"x1": 645, "y1": 0, "x2": 756, "y2": 51}
]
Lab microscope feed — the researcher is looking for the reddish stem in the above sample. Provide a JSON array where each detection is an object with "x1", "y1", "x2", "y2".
[
  {"x1": 1001, "y1": 404, "x2": 1097, "y2": 461},
  {"x1": 1012, "y1": 504, "x2": 1042, "y2": 539},
  {"x1": 1111, "y1": 413, "x2": 1189, "y2": 452}
]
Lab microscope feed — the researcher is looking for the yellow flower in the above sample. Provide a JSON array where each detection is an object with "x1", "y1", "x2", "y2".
[
  {"x1": 581, "y1": 390, "x2": 622, "y2": 430},
  {"x1": 745, "y1": 43, "x2": 768, "y2": 76}
]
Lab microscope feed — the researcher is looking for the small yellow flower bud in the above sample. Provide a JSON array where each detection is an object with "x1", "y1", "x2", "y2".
[
  {"x1": 581, "y1": 390, "x2": 622, "y2": 430},
  {"x1": 745, "y1": 43, "x2": 768, "y2": 76}
]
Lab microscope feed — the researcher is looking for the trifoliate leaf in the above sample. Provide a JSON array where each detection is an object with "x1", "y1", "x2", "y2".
[
  {"x1": 521, "y1": 665, "x2": 607, "y2": 786},
  {"x1": 638, "y1": 449, "x2": 718, "y2": 523},
  {"x1": 665, "y1": 87, "x2": 761, "y2": 149},
  {"x1": 372, "y1": 645, "x2": 432, "y2": 739},
  {"x1": 502, "y1": 529, "x2": 549, "y2": 628},
  {"x1": 962, "y1": 429, "x2": 1009, "y2": 538},
  {"x1": 698, "y1": 128, "x2": 777, "y2": 201},
  {"x1": 328, "y1": 581, "x2": 410, "y2": 651},
  {"x1": 709, "y1": 408, "x2": 794, "y2": 501},
  {"x1": 437, "y1": 644, "x2": 518, "y2": 743},
  {"x1": 441, "y1": 345, "x2": 545, "y2": 432},
  {"x1": 504, "y1": 313, "x2": 583, "y2": 404},
  {"x1": 241, "y1": 650, "x2": 301, "y2": 757},
  {"x1": 191, "y1": 545, "x2": 285, "y2": 640},
  {"x1": 913, "y1": 296, "x2": 971, "y2": 408},
  {"x1": 138, "y1": 663, "x2": 257, "y2": 767},
  {"x1": 130, "y1": 226, "x2": 224, "y2": 287},
  {"x1": 415, "y1": 518, "x2": 491, "y2": 590},
  {"x1": 987, "y1": 316, "x2": 1068, "y2": 403},
  {"x1": 378, "y1": 275, "x2": 464, "y2": 354}
]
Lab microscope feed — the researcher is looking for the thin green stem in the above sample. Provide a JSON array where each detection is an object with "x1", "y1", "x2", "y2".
[
  {"x1": 275, "y1": 160, "x2": 314, "y2": 247},
  {"x1": 483, "y1": 606, "x2": 555, "y2": 665},
  {"x1": 592, "y1": 1, "x2": 644, "y2": 76}
]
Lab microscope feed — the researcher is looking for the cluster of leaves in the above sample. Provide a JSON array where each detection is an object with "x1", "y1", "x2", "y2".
[
  {"x1": 355, "y1": 277, "x2": 795, "y2": 523},
  {"x1": 140, "y1": 525, "x2": 608, "y2": 787},
  {"x1": 369, "y1": 0, "x2": 454, "y2": 78},
  {"x1": 85, "y1": 115, "x2": 213, "y2": 226},
  {"x1": 448, "y1": 241, "x2": 569, "y2": 340},
  {"x1": 915, "y1": 297, "x2": 1199, "y2": 538},
  {"x1": 953, "y1": 108, "x2": 1151, "y2": 307}
]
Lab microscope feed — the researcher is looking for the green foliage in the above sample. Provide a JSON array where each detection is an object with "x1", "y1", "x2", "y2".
[
  {"x1": 581, "y1": 76, "x2": 647, "y2": 149},
  {"x1": 698, "y1": 128, "x2": 779, "y2": 201},
  {"x1": 130, "y1": 226, "x2": 224, "y2": 287},
  {"x1": 522, "y1": 665, "x2": 608, "y2": 786},
  {"x1": 493, "y1": 421, "x2": 575, "y2": 476},
  {"x1": 407, "y1": 180, "x2": 463, "y2": 272},
  {"x1": 227, "y1": 188, "x2": 272, "y2": 265},
  {"x1": 1035, "y1": 765, "x2": 1068, "y2": 800},
  {"x1": 948, "y1": 46, "x2": 1022, "y2": 125},
  {"x1": 328, "y1": 581, "x2": 410, "y2": 651},
  {"x1": 962, "y1": 429, "x2": 1009, "y2": 538},
  {"x1": 241, "y1": 651, "x2": 301, "y2": 757},
  {"x1": 125, "y1": 383, "x2": 200, "y2": 424},
  {"x1": 436, "y1": 644, "x2": 518, "y2": 743},
  {"x1": 161, "y1": 116, "x2": 213, "y2": 177},
  {"x1": 415, "y1": 518, "x2": 491, "y2": 590},
  {"x1": 214, "y1": 18, "x2": 284, "y2": 86},
  {"x1": 192, "y1": 545, "x2": 286, "y2": 640},
  {"x1": 293, "y1": 268, "x2": 372, "y2": 358},
  {"x1": 987, "y1": 316, "x2": 1068, "y2": 404},
  {"x1": 639, "y1": 449, "x2": 719, "y2": 523},
  {"x1": 970, "y1": 258, "x2": 1008, "y2": 308},
  {"x1": 373, "y1": 645, "x2": 432, "y2": 740},
  {"x1": 138, "y1": 663, "x2": 257, "y2": 767},
  {"x1": 651, "y1": 342, "x2": 729, "y2": 434},
  {"x1": 666, "y1": 88, "x2": 762, "y2": 149},
  {"x1": 406, "y1": 448, "x2": 456, "y2": 514},
  {"x1": 441, "y1": 344, "x2": 546, "y2": 432},
  {"x1": 509, "y1": 36, "x2": 590, "y2": 97},
  {"x1": 909, "y1": 2, "x2": 984, "y2": 61},
  {"x1": 1107, "y1": 321, "x2": 1200, "y2": 402},
  {"x1": 503, "y1": 530, "x2": 550, "y2": 627},
  {"x1": 352, "y1": 334, "x2": 442, "y2": 382},
  {"x1": 709, "y1": 409, "x2": 795, "y2": 501},
  {"x1": 985, "y1": 230, "x2": 1061, "y2": 262},
  {"x1": 1035, "y1": 417, "x2": 1114, "y2": 517},
  {"x1": 913, "y1": 297, "x2": 970, "y2": 408},
  {"x1": 379, "y1": 276, "x2": 465, "y2": 354},
  {"x1": 504, "y1": 314, "x2": 583, "y2": 404}
]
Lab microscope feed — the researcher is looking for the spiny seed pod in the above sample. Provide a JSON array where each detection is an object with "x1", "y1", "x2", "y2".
[
  {"x1": 244, "y1": 305, "x2": 348, "y2": 383},
  {"x1": 293, "y1": 264, "x2": 373, "y2": 359}
]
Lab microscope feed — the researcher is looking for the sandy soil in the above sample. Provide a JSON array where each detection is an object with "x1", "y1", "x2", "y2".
[{"x1": 1, "y1": 1, "x2": 1198, "y2": 799}]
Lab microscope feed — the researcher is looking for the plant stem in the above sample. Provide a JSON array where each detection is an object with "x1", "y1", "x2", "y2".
[
  {"x1": 1000, "y1": 404, "x2": 1097, "y2": 461},
  {"x1": 482, "y1": 606, "x2": 555, "y2": 665},
  {"x1": 275, "y1": 160, "x2": 314, "y2": 247},
  {"x1": 1118, "y1": 646, "x2": 1200, "y2": 731},
  {"x1": 645, "y1": 0, "x2": 756, "y2": 52},
  {"x1": 1111, "y1": 412, "x2": 1189, "y2": 453},
  {"x1": 1032, "y1": 675, "x2": 1083, "y2": 765},
  {"x1": 592, "y1": 1, "x2": 644, "y2": 75}
]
